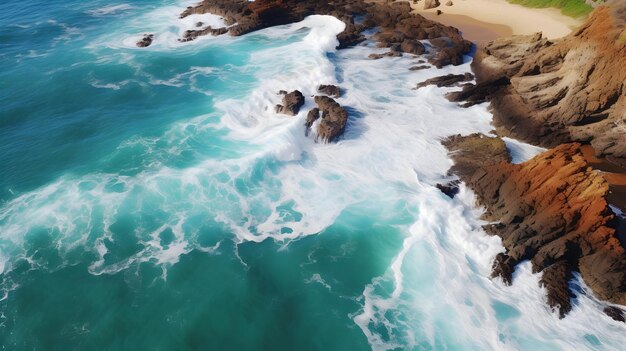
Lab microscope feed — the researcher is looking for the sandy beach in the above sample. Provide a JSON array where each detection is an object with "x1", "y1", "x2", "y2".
[{"x1": 408, "y1": 0, "x2": 583, "y2": 41}]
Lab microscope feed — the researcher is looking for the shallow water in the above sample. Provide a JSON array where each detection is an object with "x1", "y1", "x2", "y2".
[{"x1": 1, "y1": 1, "x2": 625, "y2": 350}]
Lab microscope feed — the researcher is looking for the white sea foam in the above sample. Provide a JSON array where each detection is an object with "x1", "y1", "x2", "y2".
[
  {"x1": 90, "y1": 1, "x2": 228, "y2": 50},
  {"x1": 87, "y1": 4, "x2": 134, "y2": 17},
  {"x1": 1, "y1": 10, "x2": 626, "y2": 350},
  {"x1": 503, "y1": 136, "x2": 547, "y2": 163}
]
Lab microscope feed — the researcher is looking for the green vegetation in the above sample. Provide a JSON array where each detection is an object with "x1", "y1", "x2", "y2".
[{"x1": 507, "y1": 0, "x2": 594, "y2": 18}]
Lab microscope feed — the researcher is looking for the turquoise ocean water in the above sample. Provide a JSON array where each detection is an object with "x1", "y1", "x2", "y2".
[{"x1": 1, "y1": 1, "x2": 626, "y2": 350}]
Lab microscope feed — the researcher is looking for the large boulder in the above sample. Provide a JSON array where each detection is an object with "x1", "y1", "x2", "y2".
[
  {"x1": 275, "y1": 90, "x2": 305, "y2": 116},
  {"x1": 312, "y1": 96, "x2": 349, "y2": 143}
]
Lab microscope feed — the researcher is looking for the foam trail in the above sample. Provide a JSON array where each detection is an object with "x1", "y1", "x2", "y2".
[{"x1": 87, "y1": 4, "x2": 134, "y2": 17}]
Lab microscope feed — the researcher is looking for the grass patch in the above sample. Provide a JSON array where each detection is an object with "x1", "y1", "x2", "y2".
[{"x1": 507, "y1": 0, "x2": 594, "y2": 18}]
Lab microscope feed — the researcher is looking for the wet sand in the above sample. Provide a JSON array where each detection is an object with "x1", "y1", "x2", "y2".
[
  {"x1": 419, "y1": 12, "x2": 512, "y2": 44},
  {"x1": 411, "y1": 0, "x2": 582, "y2": 39}
]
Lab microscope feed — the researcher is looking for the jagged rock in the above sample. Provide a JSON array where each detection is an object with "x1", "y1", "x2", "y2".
[
  {"x1": 443, "y1": 139, "x2": 626, "y2": 316},
  {"x1": 178, "y1": 0, "x2": 471, "y2": 68},
  {"x1": 415, "y1": 73, "x2": 474, "y2": 89},
  {"x1": 458, "y1": 3, "x2": 626, "y2": 167},
  {"x1": 604, "y1": 306, "x2": 626, "y2": 322},
  {"x1": 136, "y1": 34, "x2": 154, "y2": 47},
  {"x1": 424, "y1": 0, "x2": 441, "y2": 10},
  {"x1": 313, "y1": 96, "x2": 349, "y2": 143},
  {"x1": 275, "y1": 90, "x2": 305, "y2": 116},
  {"x1": 446, "y1": 1, "x2": 453, "y2": 6},
  {"x1": 409, "y1": 65, "x2": 430, "y2": 71},
  {"x1": 318, "y1": 85, "x2": 342, "y2": 98},
  {"x1": 436, "y1": 180, "x2": 460, "y2": 198},
  {"x1": 305, "y1": 108, "x2": 320, "y2": 136},
  {"x1": 491, "y1": 253, "x2": 515, "y2": 285},
  {"x1": 539, "y1": 261, "x2": 573, "y2": 318},
  {"x1": 445, "y1": 77, "x2": 510, "y2": 107},
  {"x1": 436, "y1": 9, "x2": 443, "y2": 15}
]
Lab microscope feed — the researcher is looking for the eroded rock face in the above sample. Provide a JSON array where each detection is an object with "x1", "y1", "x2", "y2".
[
  {"x1": 459, "y1": 2, "x2": 626, "y2": 167},
  {"x1": 275, "y1": 90, "x2": 305, "y2": 116},
  {"x1": 444, "y1": 137, "x2": 626, "y2": 317},
  {"x1": 312, "y1": 96, "x2": 349, "y2": 143},
  {"x1": 178, "y1": 0, "x2": 472, "y2": 68}
]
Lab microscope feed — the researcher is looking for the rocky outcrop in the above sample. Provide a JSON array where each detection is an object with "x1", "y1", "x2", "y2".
[
  {"x1": 275, "y1": 90, "x2": 305, "y2": 116},
  {"x1": 136, "y1": 34, "x2": 154, "y2": 47},
  {"x1": 177, "y1": 0, "x2": 472, "y2": 68},
  {"x1": 443, "y1": 137, "x2": 626, "y2": 318},
  {"x1": 310, "y1": 96, "x2": 349, "y2": 143},
  {"x1": 456, "y1": 1, "x2": 626, "y2": 168},
  {"x1": 415, "y1": 73, "x2": 474, "y2": 89}
]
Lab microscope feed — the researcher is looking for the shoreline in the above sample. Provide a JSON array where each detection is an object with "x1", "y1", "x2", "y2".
[
  {"x1": 419, "y1": 12, "x2": 512, "y2": 44},
  {"x1": 409, "y1": 0, "x2": 583, "y2": 39}
]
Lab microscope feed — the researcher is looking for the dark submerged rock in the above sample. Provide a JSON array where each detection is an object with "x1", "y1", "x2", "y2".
[
  {"x1": 136, "y1": 34, "x2": 154, "y2": 47},
  {"x1": 436, "y1": 180, "x2": 460, "y2": 198},
  {"x1": 604, "y1": 306, "x2": 626, "y2": 323}
]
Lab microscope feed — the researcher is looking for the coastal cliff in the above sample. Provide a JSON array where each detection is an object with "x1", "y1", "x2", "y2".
[
  {"x1": 462, "y1": 0, "x2": 626, "y2": 168},
  {"x1": 441, "y1": 1, "x2": 626, "y2": 319},
  {"x1": 444, "y1": 137, "x2": 626, "y2": 318}
]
